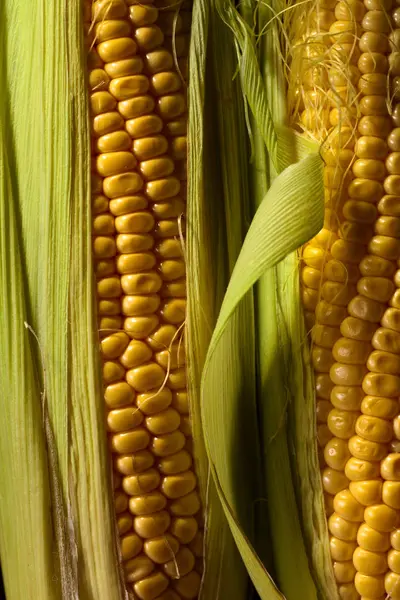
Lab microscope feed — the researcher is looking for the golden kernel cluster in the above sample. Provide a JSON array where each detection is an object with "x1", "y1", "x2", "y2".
[
  {"x1": 298, "y1": 0, "x2": 400, "y2": 598},
  {"x1": 85, "y1": 1, "x2": 202, "y2": 598}
]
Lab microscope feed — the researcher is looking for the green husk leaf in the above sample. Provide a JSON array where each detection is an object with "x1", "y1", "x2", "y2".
[
  {"x1": 0, "y1": 1, "x2": 123, "y2": 597},
  {"x1": 188, "y1": 0, "x2": 259, "y2": 596},
  {"x1": 0, "y1": 117, "x2": 60, "y2": 600},
  {"x1": 0, "y1": 42, "x2": 60, "y2": 600},
  {"x1": 201, "y1": 152, "x2": 324, "y2": 600},
  {"x1": 233, "y1": 2, "x2": 336, "y2": 597},
  {"x1": 216, "y1": 0, "x2": 279, "y2": 171},
  {"x1": 278, "y1": 254, "x2": 340, "y2": 600},
  {"x1": 251, "y1": 2, "x2": 319, "y2": 596}
]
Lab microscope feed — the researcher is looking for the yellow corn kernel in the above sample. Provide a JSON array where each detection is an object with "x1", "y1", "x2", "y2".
[
  {"x1": 382, "y1": 481, "x2": 400, "y2": 509},
  {"x1": 155, "y1": 344, "x2": 186, "y2": 371},
  {"x1": 122, "y1": 294, "x2": 160, "y2": 316},
  {"x1": 124, "y1": 553, "x2": 154, "y2": 583},
  {"x1": 134, "y1": 511, "x2": 171, "y2": 540},
  {"x1": 375, "y1": 216, "x2": 400, "y2": 239},
  {"x1": 104, "y1": 381, "x2": 135, "y2": 409},
  {"x1": 361, "y1": 396, "x2": 398, "y2": 419},
  {"x1": 105, "y1": 56, "x2": 145, "y2": 77},
  {"x1": 333, "y1": 560, "x2": 356, "y2": 584},
  {"x1": 353, "y1": 158, "x2": 386, "y2": 180},
  {"x1": 111, "y1": 428, "x2": 150, "y2": 454},
  {"x1": 303, "y1": 245, "x2": 328, "y2": 270},
  {"x1": 114, "y1": 489, "x2": 129, "y2": 513},
  {"x1": 373, "y1": 327, "x2": 400, "y2": 354},
  {"x1": 121, "y1": 533, "x2": 143, "y2": 560},
  {"x1": 158, "y1": 448, "x2": 193, "y2": 476},
  {"x1": 358, "y1": 277, "x2": 395, "y2": 304},
  {"x1": 163, "y1": 546, "x2": 195, "y2": 579},
  {"x1": 313, "y1": 346, "x2": 335, "y2": 373},
  {"x1": 101, "y1": 332, "x2": 130, "y2": 358},
  {"x1": 364, "y1": 503, "x2": 399, "y2": 532},
  {"x1": 349, "y1": 480, "x2": 382, "y2": 507},
  {"x1": 335, "y1": 0, "x2": 365, "y2": 20},
  {"x1": 328, "y1": 512, "x2": 359, "y2": 541},
  {"x1": 355, "y1": 415, "x2": 393, "y2": 443},
  {"x1": 354, "y1": 573, "x2": 385, "y2": 598},
  {"x1": 129, "y1": 4, "x2": 158, "y2": 27},
  {"x1": 122, "y1": 294, "x2": 161, "y2": 317},
  {"x1": 345, "y1": 458, "x2": 381, "y2": 482},
  {"x1": 115, "y1": 450, "x2": 155, "y2": 476},
  {"x1": 128, "y1": 492, "x2": 167, "y2": 515},
  {"x1": 385, "y1": 571, "x2": 400, "y2": 599},
  {"x1": 145, "y1": 408, "x2": 181, "y2": 435},
  {"x1": 136, "y1": 388, "x2": 173, "y2": 415},
  {"x1": 337, "y1": 583, "x2": 359, "y2": 599},
  {"x1": 385, "y1": 175, "x2": 400, "y2": 195},
  {"x1": 348, "y1": 296, "x2": 385, "y2": 324},
  {"x1": 330, "y1": 363, "x2": 368, "y2": 386},
  {"x1": 324, "y1": 437, "x2": 351, "y2": 470},
  {"x1": 381, "y1": 453, "x2": 400, "y2": 480},
  {"x1": 357, "y1": 523, "x2": 390, "y2": 552},
  {"x1": 124, "y1": 315, "x2": 159, "y2": 338},
  {"x1": 143, "y1": 534, "x2": 180, "y2": 564},
  {"x1": 331, "y1": 386, "x2": 363, "y2": 411},
  {"x1": 117, "y1": 512, "x2": 133, "y2": 535},
  {"x1": 123, "y1": 468, "x2": 161, "y2": 496},
  {"x1": 316, "y1": 374, "x2": 334, "y2": 400},
  {"x1": 358, "y1": 116, "x2": 391, "y2": 138},
  {"x1": 172, "y1": 570, "x2": 201, "y2": 598},
  {"x1": 107, "y1": 407, "x2": 144, "y2": 432},
  {"x1": 328, "y1": 410, "x2": 358, "y2": 439},
  {"x1": 333, "y1": 338, "x2": 371, "y2": 365},
  {"x1": 333, "y1": 489, "x2": 365, "y2": 521},
  {"x1": 103, "y1": 360, "x2": 126, "y2": 383},
  {"x1": 348, "y1": 435, "x2": 387, "y2": 462},
  {"x1": 353, "y1": 547, "x2": 388, "y2": 576},
  {"x1": 343, "y1": 200, "x2": 377, "y2": 225},
  {"x1": 348, "y1": 178, "x2": 383, "y2": 202},
  {"x1": 360, "y1": 255, "x2": 395, "y2": 278},
  {"x1": 359, "y1": 31, "x2": 389, "y2": 52},
  {"x1": 170, "y1": 517, "x2": 198, "y2": 544},
  {"x1": 126, "y1": 362, "x2": 166, "y2": 392},
  {"x1": 362, "y1": 372, "x2": 400, "y2": 397},
  {"x1": 394, "y1": 416, "x2": 400, "y2": 442},
  {"x1": 367, "y1": 351, "x2": 400, "y2": 375},
  {"x1": 151, "y1": 430, "x2": 186, "y2": 457},
  {"x1": 133, "y1": 571, "x2": 169, "y2": 600},
  {"x1": 161, "y1": 471, "x2": 197, "y2": 500},
  {"x1": 169, "y1": 490, "x2": 201, "y2": 517},
  {"x1": 389, "y1": 549, "x2": 400, "y2": 574},
  {"x1": 330, "y1": 537, "x2": 357, "y2": 561},
  {"x1": 313, "y1": 325, "x2": 342, "y2": 349}
]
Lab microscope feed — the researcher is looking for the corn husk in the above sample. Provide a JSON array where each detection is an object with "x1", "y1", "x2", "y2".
[{"x1": 0, "y1": 1, "x2": 123, "y2": 597}]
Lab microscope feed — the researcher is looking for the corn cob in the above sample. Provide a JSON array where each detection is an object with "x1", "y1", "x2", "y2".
[
  {"x1": 86, "y1": 1, "x2": 202, "y2": 598},
  {"x1": 294, "y1": 0, "x2": 400, "y2": 598}
]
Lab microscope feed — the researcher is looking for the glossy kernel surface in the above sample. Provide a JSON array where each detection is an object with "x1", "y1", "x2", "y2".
[{"x1": 88, "y1": 2, "x2": 201, "y2": 597}]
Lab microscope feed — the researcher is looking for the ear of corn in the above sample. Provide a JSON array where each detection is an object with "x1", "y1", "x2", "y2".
[{"x1": 293, "y1": 0, "x2": 400, "y2": 598}]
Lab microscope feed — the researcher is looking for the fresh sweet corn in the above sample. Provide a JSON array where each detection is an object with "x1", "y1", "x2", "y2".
[
  {"x1": 87, "y1": 1, "x2": 202, "y2": 598},
  {"x1": 298, "y1": 0, "x2": 400, "y2": 597}
]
